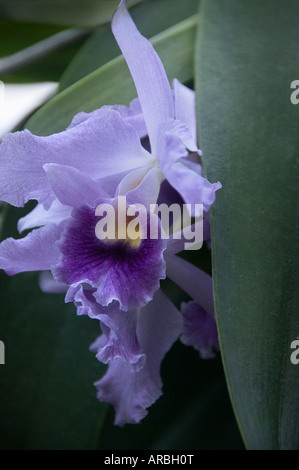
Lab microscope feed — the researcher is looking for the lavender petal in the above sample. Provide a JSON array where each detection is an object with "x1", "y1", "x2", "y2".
[
  {"x1": 180, "y1": 301, "x2": 219, "y2": 359},
  {"x1": 112, "y1": 0, "x2": 174, "y2": 154},
  {"x1": 0, "y1": 223, "x2": 63, "y2": 275},
  {"x1": 94, "y1": 290, "x2": 182, "y2": 426},
  {"x1": 0, "y1": 108, "x2": 150, "y2": 208}
]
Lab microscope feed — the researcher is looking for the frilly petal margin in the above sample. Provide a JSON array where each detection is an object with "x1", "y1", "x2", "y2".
[
  {"x1": 94, "y1": 290, "x2": 183, "y2": 426},
  {"x1": 0, "y1": 223, "x2": 64, "y2": 275},
  {"x1": 118, "y1": 166, "x2": 164, "y2": 209},
  {"x1": 71, "y1": 286, "x2": 145, "y2": 370},
  {"x1": 157, "y1": 119, "x2": 221, "y2": 213},
  {"x1": 0, "y1": 108, "x2": 151, "y2": 209},
  {"x1": 173, "y1": 79, "x2": 197, "y2": 144},
  {"x1": 110, "y1": 99, "x2": 148, "y2": 140},
  {"x1": 68, "y1": 99, "x2": 147, "y2": 140},
  {"x1": 17, "y1": 200, "x2": 72, "y2": 233},
  {"x1": 180, "y1": 301, "x2": 219, "y2": 359},
  {"x1": 43, "y1": 163, "x2": 109, "y2": 208},
  {"x1": 164, "y1": 160, "x2": 221, "y2": 214}
]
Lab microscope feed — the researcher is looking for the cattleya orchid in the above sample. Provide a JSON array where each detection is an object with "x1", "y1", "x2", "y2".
[{"x1": 0, "y1": 0, "x2": 220, "y2": 425}]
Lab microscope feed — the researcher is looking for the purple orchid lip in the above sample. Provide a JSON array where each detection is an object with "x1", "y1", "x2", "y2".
[
  {"x1": 94, "y1": 194, "x2": 204, "y2": 252},
  {"x1": 94, "y1": 196, "x2": 147, "y2": 249},
  {"x1": 52, "y1": 203, "x2": 167, "y2": 311}
]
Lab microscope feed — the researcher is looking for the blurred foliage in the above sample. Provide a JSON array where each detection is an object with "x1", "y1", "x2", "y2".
[
  {"x1": 0, "y1": 203, "x2": 107, "y2": 450},
  {"x1": 0, "y1": 0, "x2": 145, "y2": 27},
  {"x1": 59, "y1": 0, "x2": 199, "y2": 89},
  {"x1": 0, "y1": 22, "x2": 89, "y2": 82},
  {"x1": 26, "y1": 15, "x2": 197, "y2": 135}
]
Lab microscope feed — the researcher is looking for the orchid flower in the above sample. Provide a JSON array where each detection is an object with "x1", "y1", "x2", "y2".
[
  {"x1": 0, "y1": 0, "x2": 220, "y2": 311},
  {"x1": 0, "y1": 0, "x2": 220, "y2": 424}
]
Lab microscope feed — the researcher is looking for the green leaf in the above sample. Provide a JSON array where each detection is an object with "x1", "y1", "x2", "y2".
[
  {"x1": 0, "y1": 0, "x2": 144, "y2": 27},
  {"x1": 0, "y1": 206, "x2": 108, "y2": 450},
  {"x1": 0, "y1": 22, "x2": 65, "y2": 57},
  {"x1": 196, "y1": 0, "x2": 299, "y2": 450},
  {"x1": 26, "y1": 15, "x2": 197, "y2": 135},
  {"x1": 59, "y1": 0, "x2": 199, "y2": 90},
  {"x1": 0, "y1": 21, "x2": 89, "y2": 82}
]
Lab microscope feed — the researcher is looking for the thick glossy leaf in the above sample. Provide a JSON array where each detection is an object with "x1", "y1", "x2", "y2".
[
  {"x1": 59, "y1": 0, "x2": 199, "y2": 90},
  {"x1": 0, "y1": 205, "x2": 108, "y2": 450},
  {"x1": 0, "y1": 0, "x2": 144, "y2": 27},
  {"x1": 196, "y1": 0, "x2": 299, "y2": 450},
  {"x1": 26, "y1": 15, "x2": 197, "y2": 135}
]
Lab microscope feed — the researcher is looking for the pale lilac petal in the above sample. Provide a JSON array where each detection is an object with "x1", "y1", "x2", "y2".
[
  {"x1": 166, "y1": 254, "x2": 215, "y2": 317},
  {"x1": 65, "y1": 108, "x2": 151, "y2": 176},
  {"x1": 53, "y1": 204, "x2": 167, "y2": 311},
  {"x1": 39, "y1": 271, "x2": 68, "y2": 293},
  {"x1": 157, "y1": 179, "x2": 184, "y2": 207},
  {"x1": 0, "y1": 108, "x2": 150, "y2": 208},
  {"x1": 112, "y1": 0, "x2": 174, "y2": 154},
  {"x1": 110, "y1": 99, "x2": 148, "y2": 139},
  {"x1": 61, "y1": 108, "x2": 152, "y2": 179},
  {"x1": 69, "y1": 285, "x2": 115, "y2": 319},
  {"x1": 67, "y1": 111, "x2": 90, "y2": 128},
  {"x1": 117, "y1": 167, "x2": 164, "y2": 208},
  {"x1": 95, "y1": 170, "x2": 133, "y2": 198},
  {"x1": 116, "y1": 166, "x2": 153, "y2": 198},
  {"x1": 95, "y1": 307, "x2": 145, "y2": 370},
  {"x1": 157, "y1": 120, "x2": 221, "y2": 213},
  {"x1": 0, "y1": 223, "x2": 63, "y2": 275},
  {"x1": 166, "y1": 161, "x2": 221, "y2": 213},
  {"x1": 73, "y1": 288, "x2": 145, "y2": 370},
  {"x1": 165, "y1": 219, "x2": 211, "y2": 255},
  {"x1": 69, "y1": 100, "x2": 147, "y2": 139},
  {"x1": 180, "y1": 301, "x2": 219, "y2": 359},
  {"x1": 17, "y1": 200, "x2": 72, "y2": 233},
  {"x1": 43, "y1": 163, "x2": 108, "y2": 207},
  {"x1": 0, "y1": 130, "x2": 56, "y2": 208},
  {"x1": 158, "y1": 118, "x2": 199, "y2": 157},
  {"x1": 94, "y1": 290, "x2": 183, "y2": 426},
  {"x1": 173, "y1": 79, "x2": 197, "y2": 143},
  {"x1": 126, "y1": 168, "x2": 164, "y2": 208}
]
